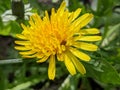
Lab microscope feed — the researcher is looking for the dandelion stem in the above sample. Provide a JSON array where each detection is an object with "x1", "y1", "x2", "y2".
[{"x1": 0, "y1": 58, "x2": 22, "y2": 64}]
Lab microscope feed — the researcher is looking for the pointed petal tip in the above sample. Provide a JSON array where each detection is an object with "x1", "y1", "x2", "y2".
[
  {"x1": 81, "y1": 70, "x2": 86, "y2": 75},
  {"x1": 59, "y1": 1, "x2": 66, "y2": 10},
  {"x1": 61, "y1": 1, "x2": 66, "y2": 5},
  {"x1": 99, "y1": 36, "x2": 102, "y2": 40},
  {"x1": 86, "y1": 57, "x2": 91, "y2": 61},
  {"x1": 82, "y1": 56, "x2": 91, "y2": 62},
  {"x1": 49, "y1": 75, "x2": 55, "y2": 80},
  {"x1": 36, "y1": 56, "x2": 49, "y2": 63}
]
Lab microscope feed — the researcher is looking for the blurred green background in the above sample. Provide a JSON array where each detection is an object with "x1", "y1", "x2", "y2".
[{"x1": 0, "y1": 0, "x2": 120, "y2": 90}]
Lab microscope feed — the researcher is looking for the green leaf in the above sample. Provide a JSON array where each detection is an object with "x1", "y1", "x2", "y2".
[
  {"x1": 9, "y1": 75, "x2": 47, "y2": 90},
  {"x1": 83, "y1": 59, "x2": 120, "y2": 85},
  {"x1": 100, "y1": 59, "x2": 120, "y2": 84},
  {"x1": 10, "y1": 21, "x2": 22, "y2": 37},
  {"x1": 0, "y1": 24, "x2": 11, "y2": 36},
  {"x1": 105, "y1": 23, "x2": 120, "y2": 39},
  {"x1": 101, "y1": 23, "x2": 120, "y2": 47},
  {"x1": 97, "y1": 0, "x2": 114, "y2": 16},
  {"x1": 0, "y1": 21, "x2": 22, "y2": 37},
  {"x1": 58, "y1": 74, "x2": 80, "y2": 90}
]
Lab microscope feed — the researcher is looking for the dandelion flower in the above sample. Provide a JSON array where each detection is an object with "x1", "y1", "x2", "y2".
[{"x1": 15, "y1": 1, "x2": 102, "y2": 80}]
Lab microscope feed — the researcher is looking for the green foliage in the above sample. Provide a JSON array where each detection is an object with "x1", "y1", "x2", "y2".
[
  {"x1": 0, "y1": 0, "x2": 120, "y2": 90},
  {"x1": 84, "y1": 58, "x2": 120, "y2": 85},
  {"x1": 0, "y1": 21, "x2": 22, "y2": 37}
]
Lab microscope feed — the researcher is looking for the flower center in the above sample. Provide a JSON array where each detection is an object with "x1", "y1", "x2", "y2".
[{"x1": 60, "y1": 40, "x2": 67, "y2": 45}]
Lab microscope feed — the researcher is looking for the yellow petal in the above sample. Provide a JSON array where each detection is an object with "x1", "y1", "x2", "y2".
[
  {"x1": 45, "y1": 10, "x2": 49, "y2": 21},
  {"x1": 74, "y1": 36, "x2": 102, "y2": 41},
  {"x1": 57, "y1": 1, "x2": 66, "y2": 15},
  {"x1": 19, "y1": 50, "x2": 36, "y2": 55},
  {"x1": 48, "y1": 55, "x2": 56, "y2": 80},
  {"x1": 22, "y1": 55, "x2": 36, "y2": 58},
  {"x1": 21, "y1": 23, "x2": 28, "y2": 30},
  {"x1": 15, "y1": 41, "x2": 30, "y2": 45},
  {"x1": 36, "y1": 53, "x2": 44, "y2": 58},
  {"x1": 21, "y1": 24, "x2": 29, "y2": 35},
  {"x1": 57, "y1": 53, "x2": 64, "y2": 61},
  {"x1": 68, "y1": 13, "x2": 93, "y2": 37},
  {"x1": 16, "y1": 34, "x2": 27, "y2": 40},
  {"x1": 64, "y1": 54, "x2": 76, "y2": 75},
  {"x1": 69, "y1": 47, "x2": 91, "y2": 61},
  {"x1": 71, "y1": 55, "x2": 86, "y2": 74},
  {"x1": 29, "y1": 19, "x2": 35, "y2": 27},
  {"x1": 51, "y1": 8, "x2": 55, "y2": 15},
  {"x1": 32, "y1": 14, "x2": 43, "y2": 27},
  {"x1": 15, "y1": 46, "x2": 31, "y2": 51},
  {"x1": 69, "y1": 8, "x2": 82, "y2": 22},
  {"x1": 73, "y1": 42, "x2": 98, "y2": 51},
  {"x1": 68, "y1": 22, "x2": 82, "y2": 37},
  {"x1": 80, "y1": 28, "x2": 100, "y2": 34},
  {"x1": 71, "y1": 13, "x2": 93, "y2": 28},
  {"x1": 80, "y1": 14, "x2": 93, "y2": 28},
  {"x1": 37, "y1": 56, "x2": 49, "y2": 63}
]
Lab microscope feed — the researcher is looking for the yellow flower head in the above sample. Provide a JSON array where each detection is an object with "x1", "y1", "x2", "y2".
[{"x1": 15, "y1": 1, "x2": 102, "y2": 80}]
